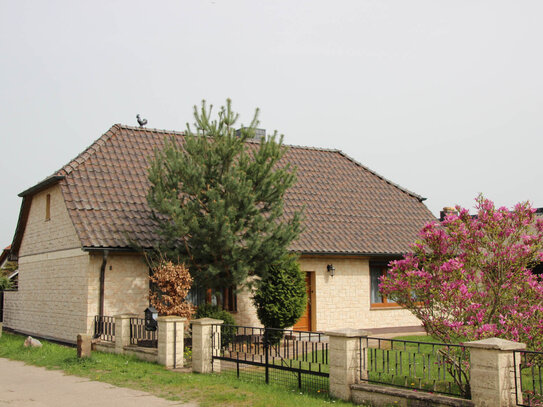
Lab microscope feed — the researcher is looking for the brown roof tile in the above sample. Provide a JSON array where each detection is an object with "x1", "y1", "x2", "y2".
[{"x1": 43, "y1": 124, "x2": 435, "y2": 254}]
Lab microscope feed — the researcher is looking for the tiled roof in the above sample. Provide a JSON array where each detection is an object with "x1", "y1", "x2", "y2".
[{"x1": 26, "y1": 124, "x2": 437, "y2": 255}]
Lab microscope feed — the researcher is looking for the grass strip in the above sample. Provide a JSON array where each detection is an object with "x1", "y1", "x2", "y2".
[{"x1": 0, "y1": 332, "x2": 351, "y2": 407}]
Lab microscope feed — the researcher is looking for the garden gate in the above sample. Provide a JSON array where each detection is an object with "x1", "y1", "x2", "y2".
[{"x1": 211, "y1": 324, "x2": 329, "y2": 394}]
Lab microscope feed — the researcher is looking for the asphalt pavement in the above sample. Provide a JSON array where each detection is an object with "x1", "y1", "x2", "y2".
[{"x1": 0, "y1": 358, "x2": 197, "y2": 407}]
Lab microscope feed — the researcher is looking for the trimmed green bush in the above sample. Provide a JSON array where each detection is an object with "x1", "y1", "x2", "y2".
[{"x1": 253, "y1": 256, "x2": 307, "y2": 344}]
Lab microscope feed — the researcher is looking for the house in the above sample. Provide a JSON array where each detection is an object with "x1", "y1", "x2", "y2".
[
  {"x1": 4, "y1": 124, "x2": 435, "y2": 343},
  {"x1": 0, "y1": 245, "x2": 17, "y2": 289}
]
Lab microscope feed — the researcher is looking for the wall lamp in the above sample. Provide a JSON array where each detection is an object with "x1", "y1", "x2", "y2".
[{"x1": 327, "y1": 264, "x2": 335, "y2": 277}]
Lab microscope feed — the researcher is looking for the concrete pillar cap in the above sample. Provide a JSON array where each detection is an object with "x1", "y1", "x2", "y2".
[
  {"x1": 191, "y1": 318, "x2": 224, "y2": 325},
  {"x1": 325, "y1": 328, "x2": 370, "y2": 338},
  {"x1": 157, "y1": 316, "x2": 188, "y2": 322},
  {"x1": 464, "y1": 337, "x2": 526, "y2": 351}
]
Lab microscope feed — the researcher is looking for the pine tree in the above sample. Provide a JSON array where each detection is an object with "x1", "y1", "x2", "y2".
[{"x1": 147, "y1": 99, "x2": 303, "y2": 291}]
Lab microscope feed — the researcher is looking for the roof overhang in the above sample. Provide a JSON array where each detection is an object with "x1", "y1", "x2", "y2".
[
  {"x1": 299, "y1": 251, "x2": 405, "y2": 258},
  {"x1": 18, "y1": 175, "x2": 65, "y2": 197}
]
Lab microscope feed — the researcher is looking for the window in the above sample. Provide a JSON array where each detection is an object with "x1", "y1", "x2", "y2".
[
  {"x1": 531, "y1": 262, "x2": 543, "y2": 279},
  {"x1": 45, "y1": 194, "x2": 51, "y2": 221},
  {"x1": 187, "y1": 285, "x2": 237, "y2": 312},
  {"x1": 370, "y1": 264, "x2": 398, "y2": 308}
]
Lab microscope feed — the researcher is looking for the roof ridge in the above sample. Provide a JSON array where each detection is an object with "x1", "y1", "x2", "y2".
[
  {"x1": 117, "y1": 124, "x2": 186, "y2": 136},
  {"x1": 335, "y1": 150, "x2": 426, "y2": 202},
  {"x1": 117, "y1": 123, "x2": 343, "y2": 153},
  {"x1": 55, "y1": 124, "x2": 122, "y2": 176}
]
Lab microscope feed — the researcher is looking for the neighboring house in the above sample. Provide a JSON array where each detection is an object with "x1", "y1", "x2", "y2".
[
  {"x1": 4, "y1": 124, "x2": 435, "y2": 343},
  {"x1": 0, "y1": 245, "x2": 13, "y2": 269},
  {"x1": 0, "y1": 245, "x2": 18, "y2": 289}
]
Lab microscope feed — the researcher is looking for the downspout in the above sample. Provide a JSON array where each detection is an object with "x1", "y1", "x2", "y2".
[
  {"x1": 94, "y1": 250, "x2": 109, "y2": 338},
  {"x1": 98, "y1": 249, "x2": 109, "y2": 318}
]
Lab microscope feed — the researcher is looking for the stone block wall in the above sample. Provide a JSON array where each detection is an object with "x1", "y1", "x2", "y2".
[
  {"x1": 4, "y1": 249, "x2": 90, "y2": 343},
  {"x1": 5, "y1": 184, "x2": 90, "y2": 343},
  {"x1": 234, "y1": 256, "x2": 420, "y2": 332},
  {"x1": 6, "y1": 184, "x2": 151, "y2": 343},
  {"x1": 300, "y1": 256, "x2": 420, "y2": 331},
  {"x1": 19, "y1": 186, "x2": 81, "y2": 257},
  {"x1": 86, "y1": 253, "x2": 150, "y2": 329}
]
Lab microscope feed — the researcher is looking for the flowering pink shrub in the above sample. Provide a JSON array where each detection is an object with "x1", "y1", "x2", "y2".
[{"x1": 380, "y1": 195, "x2": 543, "y2": 349}]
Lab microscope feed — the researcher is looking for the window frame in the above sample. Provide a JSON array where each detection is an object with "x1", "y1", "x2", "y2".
[
  {"x1": 45, "y1": 193, "x2": 51, "y2": 221},
  {"x1": 370, "y1": 263, "x2": 399, "y2": 309}
]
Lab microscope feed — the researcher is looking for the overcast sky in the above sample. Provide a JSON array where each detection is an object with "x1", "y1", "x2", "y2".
[{"x1": 1, "y1": 1, "x2": 542, "y2": 247}]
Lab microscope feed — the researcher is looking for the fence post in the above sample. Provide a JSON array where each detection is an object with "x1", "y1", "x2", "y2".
[
  {"x1": 157, "y1": 316, "x2": 187, "y2": 368},
  {"x1": 325, "y1": 329, "x2": 369, "y2": 401},
  {"x1": 191, "y1": 318, "x2": 223, "y2": 374},
  {"x1": 114, "y1": 314, "x2": 132, "y2": 353},
  {"x1": 465, "y1": 337, "x2": 526, "y2": 407}
]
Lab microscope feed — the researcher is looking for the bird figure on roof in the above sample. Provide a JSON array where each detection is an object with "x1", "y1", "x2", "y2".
[{"x1": 136, "y1": 114, "x2": 148, "y2": 127}]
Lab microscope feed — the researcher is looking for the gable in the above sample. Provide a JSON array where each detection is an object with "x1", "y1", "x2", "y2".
[{"x1": 18, "y1": 185, "x2": 82, "y2": 257}]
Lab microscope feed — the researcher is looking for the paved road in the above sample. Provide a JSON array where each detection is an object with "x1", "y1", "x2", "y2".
[{"x1": 0, "y1": 358, "x2": 197, "y2": 407}]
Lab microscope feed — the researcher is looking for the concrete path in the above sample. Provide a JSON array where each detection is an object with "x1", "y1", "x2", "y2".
[{"x1": 0, "y1": 358, "x2": 197, "y2": 407}]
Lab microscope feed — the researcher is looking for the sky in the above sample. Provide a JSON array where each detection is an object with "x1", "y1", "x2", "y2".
[{"x1": 1, "y1": 1, "x2": 542, "y2": 247}]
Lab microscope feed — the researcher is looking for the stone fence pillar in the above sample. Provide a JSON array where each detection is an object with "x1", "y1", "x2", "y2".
[
  {"x1": 191, "y1": 318, "x2": 223, "y2": 374},
  {"x1": 114, "y1": 314, "x2": 133, "y2": 353},
  {"x1": 158, "y1": 316, "x2": 186, "y2": 368},
  {"x1": 465, "y1": 337, "x2": 526, "y2": 407},
  {"x1": 326, "y1": 329, "x2": 369, "y2": 401}
]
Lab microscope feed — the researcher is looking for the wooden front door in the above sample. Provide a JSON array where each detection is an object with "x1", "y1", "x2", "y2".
[{"x1": 293, "y1": 272, "x2": 312, "y2": 331}]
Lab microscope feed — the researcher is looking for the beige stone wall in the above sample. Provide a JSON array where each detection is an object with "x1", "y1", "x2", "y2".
[
  {"x1": 86, "y1": 253, "x2": 150, "y2": 327},
  {"x1": 3, "y1": 248, "x2": 90, "y2": 343},
  {"x1": 4, "y1": 184, "x2": 90, "y2": 343},
  {"x1": 233, "y1": 256, "x2": 420, "y2": 332},
  {"x1": 19, "y1": 185, "x2": 81, "y2": 257},
  {"x1": 5, "y1": 184, "x2": 149, "y2": 343},
  {"x1": 233, "y1": 278, "x2": 262, "y2": 327},
  {"x1": 300, "y1": 256, "x2": 420, "y2": 331}
]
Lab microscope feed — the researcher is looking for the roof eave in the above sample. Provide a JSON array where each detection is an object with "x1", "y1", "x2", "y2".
[
  {"x1": 18, "y1": 175, "x2": 65, "y2": 197},
  {"x1": 297, "y1": 250, "x2": 407, "y2": 258}
]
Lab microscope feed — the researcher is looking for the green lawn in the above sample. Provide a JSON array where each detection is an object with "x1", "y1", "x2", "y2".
[
  {"x1": 0, "y1": 332, "x2": 351, "y2": 407},
  {"x1": 363, "y1": 335, "x2": 470, "y2": 398}
]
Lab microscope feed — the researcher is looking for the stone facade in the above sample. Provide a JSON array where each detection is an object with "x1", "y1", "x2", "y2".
[
  {"x1": 86, "y1": 253, "x2": 150, "y2": 327},
  {"x1": 234, "y1": 255, "x2": 420, "y2": 332},
  {"x1": 19, "y1": 186, "x2": 81, "y2": 257},
  {"x1": 4, "y1": 186, "x2": 90, "y2": 343},
  {"x1": 4, "y1": 186, "x2": 150, "y2": 343}
]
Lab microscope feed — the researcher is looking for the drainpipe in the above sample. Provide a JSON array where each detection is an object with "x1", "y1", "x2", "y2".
[
  {"x1": 94, "y1": 250, "x2": 109, "y2": 338},
  {"x1": 98, "y1": 250, "x2": 109, "y2": 317}
]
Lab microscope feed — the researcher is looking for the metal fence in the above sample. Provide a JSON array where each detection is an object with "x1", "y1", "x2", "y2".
[
  {"x1": 212, "y1": 325, "x2": 329, "y2": 395},
  {"x1": 360, "y1": 336, "x2": 470, "y2": 398},
  {"x1": 514, "y1": 350, "x2": 543, "y2": 406},
  {"x1": 93, "y1": 315, "x2": 115, "y2": 342},
  {"x1": 129, "y1": 317, "x2": 158, "y2": 348}
]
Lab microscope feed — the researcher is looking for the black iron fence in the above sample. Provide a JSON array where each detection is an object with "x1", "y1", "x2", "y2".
[
  {"x1": 360, "y1": 336, "x2": 470, "y2": 398},
  {"x1": 129, "y1": 317, "x2": 158, "y2": 348},
  {"x1": 212, "y1": 325, "x2": 329, "y2": 394},
  {"x1": 514, "y1": 349, "x2": 543, "y2": 406},
  {"x1": 93, "y1": 315, "x2": 115, "y2": 342}
]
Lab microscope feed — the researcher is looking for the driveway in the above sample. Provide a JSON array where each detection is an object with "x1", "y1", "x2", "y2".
[{"x1": 0, "y1": 358, "x2": 197, "y2": 407}]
